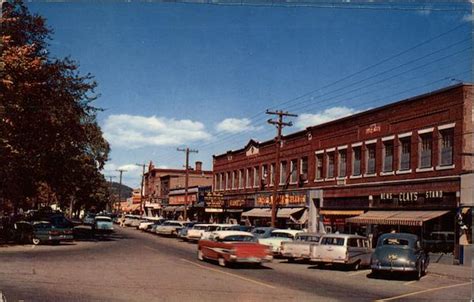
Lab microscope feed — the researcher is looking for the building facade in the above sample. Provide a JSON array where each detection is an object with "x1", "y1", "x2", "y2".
[{"x1": 212, "y1": 84, "x2": 472, "y2": 260}]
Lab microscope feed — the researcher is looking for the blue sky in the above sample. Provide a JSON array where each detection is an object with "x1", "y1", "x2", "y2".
[{"x1": 28, "y1": 1, "x2": 472, "y2": 187}]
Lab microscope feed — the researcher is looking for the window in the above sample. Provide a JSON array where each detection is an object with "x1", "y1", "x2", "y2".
[
  {"x1": 225, "y1": 172, "x2": 230, "y2": 190},
  {"x1": 246, "y1": 168, "x2": 251, "y2": 188},
  {"x1": 439, "y1": 128, "x2": 454, "y2": 166},
  {"x1": 316, "y1": 154, "x2": 323, "y2": 180},
  {"x1": 215, "y1": 174, "x2": 220, "y2": 191},
  {"x1": 290, "y1": 159, "x2": 298, "y2": 183},
  {"x1": 262, "y1": 165, "x2": 268, "y2": 185},
  {"x1": 352, "y1": 147, "x2": 361, "y2": 176},
  {"x1": 399, "y1": 137, "x2": 411, "y2": 171},
  {"x1": 366, "y1": 144, "x2": 376, "y2": 174},
  {"x1": 419, "y1": 133, "x2": 433, "y2": 168},
  {"x1": 338, "y1": 150, "x2": 347, "y2": 177},
  {"x1": 320, "y1": 237, "x2": 345, "y2": 246},
  {"x1": 327, "y1": 152, "x2": 335, "y2": 178},
  {"x1": 270, "y1": 163, "x2": 275, "y2": 185},
  {"x1": 280, "y1": 161, "x2": 287, "y2": 185},
  {"x1": 383, "y1": 141, "x2": 394, "y2": 172},
  {"x1": 231, "y1": 171, "x2": 236, "y2": 189},
  {"x1": 238, "y1": 170, "x2": 243, "y2": 189},
  {"x1": 300, "y1": 156, "x2": 308, "y2": 181},
  {"x1": 253, "y1": 166, "x2": 260, "y2": 187}
]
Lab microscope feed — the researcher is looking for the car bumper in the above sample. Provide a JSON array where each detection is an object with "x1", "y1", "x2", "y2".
[
  {"x1": 282, "y1": 253, "x2": 310, "y2": 259},
  {"x1": 371, "y1": 264, "x2": 417, "y2": 272},
  {"x1": 48, "y1": 235, "x2": 74, "y2": 241},
  {"x1": 228, "y1": 255, "x2": 273, "y2": 263}
]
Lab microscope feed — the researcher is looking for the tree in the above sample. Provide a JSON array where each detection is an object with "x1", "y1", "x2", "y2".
[{"x1": 0, "y1": 0, "x2": 110, "y2": 215}]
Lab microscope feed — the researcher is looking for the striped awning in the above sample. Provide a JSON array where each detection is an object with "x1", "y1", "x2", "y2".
[
  {"x1": 242, "y1": 207, "x2": 305, "y2": 219},
  {"x1": 320, "y1": 210, "x2": 365, "y2": 216},
  {"x1": 346, "y1": 210, "x2": 450, "y2": 226}
]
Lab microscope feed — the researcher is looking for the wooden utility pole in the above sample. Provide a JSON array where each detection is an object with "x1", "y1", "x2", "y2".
[
  {"x1": 177, "y1": 147, "x2": 198, "y2": 221},
  {"x1": 136, "y1": 163, "x2": 146, "y2": 216},
  {"x1": 266, "y1": 110, "x2": 297, "y2": 227},
  {"x1": 116, "y1": 169, "x2": 127, "y2": 213},
  {"x1": 105, "y1": 175, "x2": 116, "y2": 212}
]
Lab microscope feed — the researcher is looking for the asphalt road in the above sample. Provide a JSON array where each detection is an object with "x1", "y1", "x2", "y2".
[{"x1": 0, "y1": 227, "x2": 471, "y2": 302}]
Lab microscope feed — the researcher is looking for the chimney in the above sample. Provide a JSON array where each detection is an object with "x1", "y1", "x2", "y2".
[{"x1": 195, "y1": 161, "x2": 202, "y2": 171}]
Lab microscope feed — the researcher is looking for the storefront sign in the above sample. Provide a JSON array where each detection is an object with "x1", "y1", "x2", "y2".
[
  {"x1": 377, "y1": 190, "x2": 452, "y2": 207},
  {"x1": 205, "y1": 192, "x2": 224, "y2": 208},
  {"x1": 168, "y1": 194, "x2": 197, "y2": 205},
  {"x1": 256, "y1": 193, "x2": 306, "y2": 206},
  {"x1": 227, "y1": 199, "x2": 245, "y2": 208}
]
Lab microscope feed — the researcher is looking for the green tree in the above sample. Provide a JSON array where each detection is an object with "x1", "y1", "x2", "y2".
[{"x1": 0, "y1": 0, "x2": 110, "y2": 215}]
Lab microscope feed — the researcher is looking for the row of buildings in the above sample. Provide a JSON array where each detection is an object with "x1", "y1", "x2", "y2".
[{"x1": 142, "y1": 83, "x2": 473, "y2": 262}]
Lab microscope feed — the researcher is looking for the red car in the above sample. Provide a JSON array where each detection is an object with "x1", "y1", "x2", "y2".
[{"x1": 197, "y1": 231, "x2": 273, "y2": 267}]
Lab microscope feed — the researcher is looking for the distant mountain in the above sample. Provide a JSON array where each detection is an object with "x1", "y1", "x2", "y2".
[{"x1": 109, "y1": 182, "x2": 133, "y2": 200}]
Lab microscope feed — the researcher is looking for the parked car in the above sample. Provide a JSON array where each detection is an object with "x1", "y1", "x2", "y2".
[
  {"x1": 138, "y1": 217, "x2": 164, "y2": 231},
  {"x1": 186, "y1": 224, "x2": 211, "y2": 242},
  {"x1": 94, "y1": 216, "x2": 114, "y2": 235},
  {"x1": 177, "y1": 222, "x2": 197, "y2": 240},
  {"x1": 123, "y1": 215, "x2": 140, "y2": 227},
  {"x1": 201, "y1": 224, "x2": 239, "y2": 240},
  {"x1": 9, "y1": 221, "x2": 35, "y2": 244},
  {"x1": 371, "y1": 233, "x2": 429, "y2": 280},
  {"x1": 423, "y1": 231, "x2": 455, "y2": 254},
  {"x1": 31, "y1": 221, "x2": 74, "y2": 245},
  {"x1": 228, "y1": 225, "x2": 253, "y2": 232},
  {"x1": 280, "y1": 232, "x2": 322, "y2": 262},
  {"x1": 155, "y1": 221, "x2": 185, "y2": 236},
  {"x1": 310, "y1": 234, "x2": 372, "y2": 270},
  {"x1": 197, "y1": 231, "x2": 273, "y2": 267},
  {"x1": 147, "y1": 220, "x2": 166, "y2": 233},
  {"x1": 83, "y1": 213, "x2": 96, "y2": 225},
  {"x1": 258, "y1": 229, "x2": 303, "y2": 255},
  {"x1": 251, "y1": 227, "x2": 277, "y2": 239}
]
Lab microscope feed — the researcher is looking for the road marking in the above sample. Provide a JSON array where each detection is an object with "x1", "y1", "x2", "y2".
[
  {"x1": 348, "y1": 269, "x2": 370, "y2": 276},
  {"x1": 180, "y1": 258, "x2": 276, "y2": 289},
  {"x1": 375, "y1": 281, "x2": 473, "y2": 301},
  {"x1": 403, "y1": 280, "x2": 418, "y2": 286}
]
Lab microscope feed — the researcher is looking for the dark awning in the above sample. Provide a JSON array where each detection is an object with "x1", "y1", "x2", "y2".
[{"x1": 346, "y1": 210, "x2": 450, "y2": 226}]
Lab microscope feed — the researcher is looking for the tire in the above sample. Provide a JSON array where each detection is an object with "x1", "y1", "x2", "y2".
[
  {"x1": 197, "y1": 250, "x2": 204, "y2": 261},
  {"x1": 287, "y1": 257, "x2": 295, "y2": 263},
  {"x1": 32, "y1": 238, "x2": 41, "y2": 245},
  {"x1": 352, "y1": 261, "x2": 361, "y2": 271},
  {"x1": 51, "y1": 240, "x2": 60, "y2": 245},
  {"x1": 371, "y1": 269, "x2": 379, "y2": 278},
  {"x1": 218, "y1": 257, "x2": 227, "y2": 267}
]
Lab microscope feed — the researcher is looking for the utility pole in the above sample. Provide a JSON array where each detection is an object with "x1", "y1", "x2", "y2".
[
  {"x1": 105, "y1": 175, "x2": 116, "y2": 212},
  {"x1": 177, "y1": 147, "x2": 198, "y2": 221},
  {"x1": 135, "y1": 163, "x2": 146, "y2": 216},
  {"x1": 266, "y1": 110, "x2": 297, "y2": 227},
  {"x1": 116, "y1": 169, "x2": 127, "y2": 213}
]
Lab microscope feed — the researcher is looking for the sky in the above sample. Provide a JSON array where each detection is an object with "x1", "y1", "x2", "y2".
[{"x1": 28, "y1": 1, "x2": 473, "y2": 188}]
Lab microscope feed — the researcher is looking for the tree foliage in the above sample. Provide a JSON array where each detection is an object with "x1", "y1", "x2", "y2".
[{"x1": 0, "y1": 0, "x2": 110, "y2": 214}]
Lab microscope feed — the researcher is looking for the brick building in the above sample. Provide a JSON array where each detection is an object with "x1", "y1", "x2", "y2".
[
  {"x1": 212, "y1": 83, "x2": 472, "y2": 259},
  {"x1": 143, "y1": 161, "x2": 213, "y2": 217}
]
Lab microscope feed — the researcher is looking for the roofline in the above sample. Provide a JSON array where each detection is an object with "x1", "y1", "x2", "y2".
[
  {"x1": 213, "y1": 83, "x2": 472, "y2": 159},
  {"x1": 145, "y1": 168, "x2": 213, "y2": 176}
]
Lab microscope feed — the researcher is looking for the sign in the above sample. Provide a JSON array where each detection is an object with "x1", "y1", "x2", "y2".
[
  {"x1": 256, "y1": 193, "x2": 306, "y2": 206},
  {"x1": 168, "y1": 194, "x2": 197, "y2": 205},
  {"x1": 365, "y1": 123, "x2": 381, "y2": 135},
  {"x1": 227, "y1": 199, "x2": 245, "y2": 208},
  {"x1": 205, "y1": 192, "x2": 224, "y2": 208},
  {"x1": 246, "y1": 145, "x2": 259, "y2": 157},
  {"x1": 378, "y1": 191, "x2": 447, "y2": 207}
]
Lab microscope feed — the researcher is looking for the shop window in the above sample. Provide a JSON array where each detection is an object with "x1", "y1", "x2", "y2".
[
  {"x1": 366, "y1": 144, "x2": 376, "y2": 174},
  {"x1": 352, "y1": 147, "x2": 361, "y2": 176},
  {"x1": 399, "y1": 137, "x2": 411, "y2": 171},
  {"x1": 246, "y1": 168, "x2": 251, "y2": 188},
  {"x1": 316, "y1": 154, "x2": 323, "y2": 180},
  {"x1": 383, "y1": 141, "x2": 394, "y2": 172},
  {"x1": 280, "y1": 161, "x2": 287, "y2": 185},
  {"x1": 439, "y1": 128, "x2": 454, "y2": 166},
  {"x1": 290, "y1": 159, "x2": 298, "y2": 183},
  {"x1": 253, "y1": 166, "x2": 260, "y2": 187},
  {"x1": 338, "y1": 150, "x2": 347, "y2": 177},
  {"x1": 419, "y1": 133, "x2": 433, "y2": 168},
  {"x1": 270, "y1": 163, "x2": 275, "y2": 186},
  {"x1": 300, "y1": 156, "x2": 308, "y2": 181},
  {"x1": 326, "y1": 152, "x2": 335, "y2": 178},
  {"x1": 238, "y1": 170, "x2": 243, "y2": 189}
]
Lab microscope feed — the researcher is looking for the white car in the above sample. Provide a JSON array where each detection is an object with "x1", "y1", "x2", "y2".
[
  {"x1": 186, "y1": 224, "x2": 211, "y2": 242},
  {"x1": 200, "y1": 224, "x2": 239, "y2": 240},
  {"x1": 258, "y1": 229, "x2": 303, "y2": 255},
  {"x1": 123, "y1": 215, "x2": 140, "y2": 227},
  {"x1": 138, "y1": 217, "x2": 164, "y2": 230},
  {"x1": 155, "y1": 221, "x2": 185, "y2": 236}
]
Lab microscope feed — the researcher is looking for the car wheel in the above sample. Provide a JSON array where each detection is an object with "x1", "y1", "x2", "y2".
[
  {"x1": 32, "y1": 238, "x2": 41, "y2": 245},
  {"x1": 287, "y1": 257, "x2": 295, "y2": 263},
  {"x1": 218, "y1": 257, "x2": 227, "y2": 267},
  {"x1": 371, "y1": 269, "x2": 380, "y2": 278},
  {"x1": 197, "y1": 250, "x2": 204, "y2": 261},
  {"x1": 352, "y1": 261, "x2": 361, "y2": 271}
]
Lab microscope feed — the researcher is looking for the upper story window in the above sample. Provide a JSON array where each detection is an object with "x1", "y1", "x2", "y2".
[
  {"x1": 270, "y1": 163, "x2": 275, "y2": 186},
  {"x1": 246, "y1": 168, "x2": 251, "y2": 188},
  {"x1": 399, "y1": 136, "x2": 411, "y2": 171},
  {"x1": 338, "y1": 150, "x2": 347, "y2": 177},
  {"x1": 290, "y1": 159, "x2": 298, "y2": 183},
  {"x1": 253, "y1": 166, "x2": 260, "y2": 187},
  {"x1": 315, "y1": 153, "x2": 323, "y2": 180},
  {"x1": 262, "y1": 165, "x2": 268, "y2": 186},
  {"x1": 238, "y1": 169, "x2": 243, "y2": 189},
  {"x1": 215, "y1": 174, "x2": 220, "y2": 191},
  {"x1": 226, "y1": 172, "x2": 231, "y2": 190},
  {"x1": 326, "y1": 152, "x2": 335, "y2": 178},
  {"x1": 439, "y1": 128, "x2": 454, "y2": 166},
  {"x1": 383, "y1": 141, "x2": 394, "y2": 172},
  {"x1": 366, "y1": 144, "x2": 376, "y2": 175},
  {"x1": 280, "y1": 161, "x2": 287, "y2": 185},
  {"x1": 300, "y1": 156, "x2": 308, "y2": 181},
  {"x1": 231, "y1": 171, "x2": 236, "y2": 189},
  {"x1": 419, "y1": 132, "x2": 433, "y2": 168},
  {"x1": 352, "y1": 147, "x2": 361, "y2": 176}
]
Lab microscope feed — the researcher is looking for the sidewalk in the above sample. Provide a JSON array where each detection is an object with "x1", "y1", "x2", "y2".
[{"x1": 429, "y1": 262, "x2": 472, "y2": 281}]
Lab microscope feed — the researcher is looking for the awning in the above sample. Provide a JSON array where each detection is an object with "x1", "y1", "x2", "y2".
[
  {"x1": 144, "y1": 203, "x2": 161, "y2": 209},
  {"x1": 163, "y1": 206, "x2": 176, "y2": 212},
  {"x1": 226, "y1": 209, "x2": 243, "y2": 213},
  {"x1": 242, "y1": 208, "x2": 305, "y2": 219},
  {"x1": 205, "y1": 208, "x2": 224, "y2": 213},
  {"x1": 346, "y1": 210, "x2": 450, "y2": 226},
  {"x1": 320, "y1": 210, "x2": 365, "y2": 216},
  {"x1": 291, "y1": 209, "x2": 308, "y2": 224}
]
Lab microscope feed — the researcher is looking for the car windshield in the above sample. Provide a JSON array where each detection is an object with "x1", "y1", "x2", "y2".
[
  {"x1": 96, "y1": 218, "x2": 111, "y2": 222},
  {"x1": 382, "y1": 238, "x2": 410, "y2": 246},
  {"x1": 270, "y1": 232, "x2": 293, "y2": 238},
  {"x1": 222, "y1": 235, "x2": 255, "y2": 242},
  {"x1": 320, "y1": 237, "x2": 345, "y2": 246},
  {"x1": 297, "y1": 235, "x2": 319, "y2": 242}
]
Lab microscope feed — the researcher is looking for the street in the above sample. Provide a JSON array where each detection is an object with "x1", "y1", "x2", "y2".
[{"x1": 0, "y1": 228, "x2": 471, "y2": 302}]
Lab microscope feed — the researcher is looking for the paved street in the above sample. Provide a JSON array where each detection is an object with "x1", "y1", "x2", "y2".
[{"x1": 0, "y1": 228, "x2": 471, "y2": 302}]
